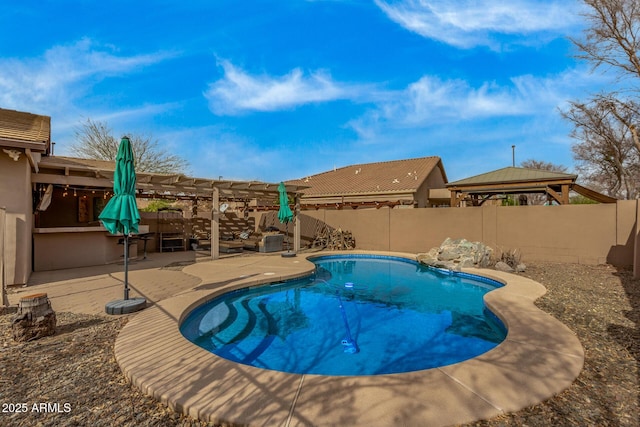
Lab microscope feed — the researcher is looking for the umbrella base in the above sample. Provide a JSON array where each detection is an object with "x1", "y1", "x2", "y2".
[
  {"x1": 105, "y1": 298, "x2": 146, "y2": 315},
  {"x1": 281, "y1": 251, "x2": 297, "y2": 258}
]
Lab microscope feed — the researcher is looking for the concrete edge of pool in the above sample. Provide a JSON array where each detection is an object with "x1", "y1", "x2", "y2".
[{"x1": 113, "y1": 251, "x2": 584, "y2": 427}]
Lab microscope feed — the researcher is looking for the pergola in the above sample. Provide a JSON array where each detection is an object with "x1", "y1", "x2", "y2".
[
  {"x1": 447, "y1": 167, "x2": 617, "y2": 206},
  {"x1": 32, "y1": 156, "x2": 308, "y2": 259}
]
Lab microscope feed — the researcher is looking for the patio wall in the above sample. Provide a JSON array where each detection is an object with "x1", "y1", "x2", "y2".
[
  {"x1": 298, "y1": 200, "x2": 638, "y2": 267},
  {"x1": 1, "y1": 207, "x2": 5, "y2": 305},
  {"x1": 0, "y1": 154, "x2": 32, "y2": 286}
]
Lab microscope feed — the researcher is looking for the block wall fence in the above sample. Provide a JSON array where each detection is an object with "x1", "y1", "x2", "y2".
[{"x1": 293, "y1": 200, "x2": 640, "y2": 276}]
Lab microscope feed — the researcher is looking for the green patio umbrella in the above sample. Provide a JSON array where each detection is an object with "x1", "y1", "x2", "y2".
[
  {"x1": 99, "y1": 136, "x2": 141, "y2": 301},
  {"x1": 277, "y1": 182, "x2": 294, "y2": 256}
]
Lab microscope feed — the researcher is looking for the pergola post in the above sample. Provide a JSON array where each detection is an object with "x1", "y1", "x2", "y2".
[
  {"x1": 211, "y1": 186, "x2": 220, "y2": 260},
  {"x1": 561, "y1": 184, "x2": 570, "y2": 204},
  {"x1": 450, "y1": 190, "x2": 458, "y2": 207},
  {"x1": 294, "y1": 195, "x2": 301, "y2": 252}
]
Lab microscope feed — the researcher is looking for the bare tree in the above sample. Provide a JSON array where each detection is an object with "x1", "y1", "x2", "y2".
[
  {"x1": 70, "y1": 118, "x2": 189, "y2": 174},
  {"x1": 520, "y1": 159, "x2": 568, "y2": 173},
  {"x1": 519, "y1": 159, "x2": 569, "y2": 204},
  {"x1": 564, "y1": 0, "x2": 640, "y2": 198},
  {"x1": 563, "y1": 95, "x2": 640, "y2": 198},
  {"x1": 572, "y1": 0, "x2": 640, "y2": 82}
]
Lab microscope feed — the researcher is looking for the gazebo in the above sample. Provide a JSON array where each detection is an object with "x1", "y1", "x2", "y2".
[{"x1": 447, "y1": 167, "x2": 617, "y2": 206}]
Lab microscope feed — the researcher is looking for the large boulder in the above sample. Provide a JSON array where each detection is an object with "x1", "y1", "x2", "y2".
[{"x1": 417, "y1": 238, "x2": 494, "y2": 271}]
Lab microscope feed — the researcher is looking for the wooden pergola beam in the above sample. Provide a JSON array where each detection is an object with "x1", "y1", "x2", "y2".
[{"x1": 545, "y1": 187, "x2": 566, "y2": 204}]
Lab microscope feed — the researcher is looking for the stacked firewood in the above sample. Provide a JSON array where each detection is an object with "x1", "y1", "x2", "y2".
[{"x1": 312, "y1": 227, "x2": 356, "y2": 250}]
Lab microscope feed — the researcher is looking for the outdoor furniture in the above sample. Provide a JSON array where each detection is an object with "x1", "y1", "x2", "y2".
[
  {"x1": 189, "y1": 237, "x2": 211, "y2": 250},
  {"x1": 242, "y1": 232, "x2": 284, "y2": 253},
  {"x1": 118, "y1": 233, "x2": 154, "y2": 258},
  {"x1": 190, "y1": 218, "x2": 212, "y2": 250},
  {"x1": 219, "y1": 240, "x2": 243, "y2": 253},
  {"x1": 157, "y1": 208, "x2": 185, "y2": 252},
  {"x1": 159, "y1": 233, "x2": 185, "y2": 252},
  {"x1": 260, "y1": 233, "x2": 284, "y2": 252},
  {"x1": 137, "y1": 232, "x2": 153, "y2": 259},
  {"x1": 118, "y1": 237, "x2": 138, "y2": 260}
]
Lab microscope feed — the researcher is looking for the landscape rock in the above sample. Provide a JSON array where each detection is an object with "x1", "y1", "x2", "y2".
[
  {"x1": 417, "y1": 238, "x2": 494, "y2": 271},
  {"x1": 494, "y1": 261, "x2": 515, "y2": 272}
]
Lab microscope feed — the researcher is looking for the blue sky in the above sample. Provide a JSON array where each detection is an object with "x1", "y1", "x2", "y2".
[{"x1": 0, "y1": 1, "x2": 605, "y2": 182}]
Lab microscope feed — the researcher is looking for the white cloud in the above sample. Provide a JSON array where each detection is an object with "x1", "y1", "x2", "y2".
[
  {"x1": 349, "y1": 66, "x2": 605, "y2": 139},
  {"x1": 205, "y1": 60, "x2": 366, "y2": 115},
  {"x1": 0, "y1": 39, "x2": 176, "y2": 152},
  {"x1": 0, "y1": 39, "x2": 172, "y2": 114},
  {"x1": 374, "y1": 0, "x2": 584, "y2": 49}
]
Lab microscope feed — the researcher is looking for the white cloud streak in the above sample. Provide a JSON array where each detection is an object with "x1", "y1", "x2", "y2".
[
  {"x1": 349, "y1": 66, "x2": 605, "y2": 140},
  {"x1": 205, "y1": 60, "x2": 367, "y2": 114},
  {"x1": 374, "y1": 0, "x2": 584, "y2": 49},
  {"x1": 0, "y1": 39, "x2": 172, "y2": 114},
  {"x1": 0, "y1": 39, "x2": 176, "y2": 153}
]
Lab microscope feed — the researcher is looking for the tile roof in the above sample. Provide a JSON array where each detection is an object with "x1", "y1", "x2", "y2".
[
  {"x1": 287, "y1": 156, "x2": 445, "y2": 196},
  {"x1": 0, "y1": 108, "x2": 50, "y2": 144},
  {"x1": 447, "y1": 167, "x2": 577, "y2": 187}
]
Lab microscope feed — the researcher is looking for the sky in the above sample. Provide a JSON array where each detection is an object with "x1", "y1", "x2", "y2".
[{"x1": 0, "y1": 0, "x2": 607, "y2": 182}]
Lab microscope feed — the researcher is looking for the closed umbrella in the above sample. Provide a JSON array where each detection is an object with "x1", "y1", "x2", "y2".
[
  {"x1": 100, "y1": 137, "x2": 144, "y2": 313},
  {"x1": 277, "y1": 182, "x2": 294, "y2": 256}
]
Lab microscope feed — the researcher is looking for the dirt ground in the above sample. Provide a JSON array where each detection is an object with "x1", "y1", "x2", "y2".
[{"x1": 0, "y1": 261, "x2": 638, "y2": 427}]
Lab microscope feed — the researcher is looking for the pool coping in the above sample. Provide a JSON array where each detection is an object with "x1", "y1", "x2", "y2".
[{"x1": 114, "y1": 251, "x2": 584, "y2": 426}]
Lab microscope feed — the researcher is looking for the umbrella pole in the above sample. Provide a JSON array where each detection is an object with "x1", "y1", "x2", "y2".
[{"x1": 124, "y1": 235, "x2": 130, "y2": 300}]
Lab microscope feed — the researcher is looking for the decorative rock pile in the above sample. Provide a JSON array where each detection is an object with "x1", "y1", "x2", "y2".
[{"x1": 417, "y1": 237, "x2": 526, "y2": 272}]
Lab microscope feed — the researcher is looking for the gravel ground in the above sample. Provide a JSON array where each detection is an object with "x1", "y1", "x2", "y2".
[{"x1": 0, "y1": 262, "x2": 638, "y2": 427}]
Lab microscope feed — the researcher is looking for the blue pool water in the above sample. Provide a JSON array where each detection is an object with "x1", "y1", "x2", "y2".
[{"x1": 180, "y1": 255, "x2": 507, "y2": 376}]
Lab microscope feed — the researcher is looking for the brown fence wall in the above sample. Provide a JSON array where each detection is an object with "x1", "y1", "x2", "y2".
[
  {"x1": 1, "y1": 207, "x2": 6, "y2": 305},
  {"x1": 296, "y1": 200, "x2": 638, "y2": 267}
]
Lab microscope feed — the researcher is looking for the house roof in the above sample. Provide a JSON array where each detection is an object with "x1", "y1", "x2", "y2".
[
  {"x1": 287, "y1": 156, "x2": 446, "y2": 197},
  {"x1": 447, "y1": 167, "x2": 577, "y2": 188},
  {"x1": 0, "y1": 108, "x2": 51, "y2": 150}
]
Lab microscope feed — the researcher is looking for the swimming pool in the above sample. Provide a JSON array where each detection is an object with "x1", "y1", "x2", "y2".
[{"x1": 180, "y1": 254, "x2": 506, "y2": 375}]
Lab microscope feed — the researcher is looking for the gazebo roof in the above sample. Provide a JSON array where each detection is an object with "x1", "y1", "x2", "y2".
[
  {"x1": 447, "y1": 167, "x2": 577, "y2": 187},
  {"x1": 446, "y1": 166, "x2": 616, "y2": 205}
]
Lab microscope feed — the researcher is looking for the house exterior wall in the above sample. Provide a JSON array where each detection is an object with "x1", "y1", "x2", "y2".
[
  {"x1": 0, "y1": 154, "x2": 32, "y2": 285},
  {"x1": 416, "y1": 165, "x2": 447, "y2": 207},
  {"x1": 293, "y1": 201, "x2": 636, "y2": 267}
]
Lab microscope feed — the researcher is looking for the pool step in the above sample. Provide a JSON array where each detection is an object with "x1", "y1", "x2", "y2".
[{"x1": 215, "y1": 298, "x2": 278, "y2": 363}]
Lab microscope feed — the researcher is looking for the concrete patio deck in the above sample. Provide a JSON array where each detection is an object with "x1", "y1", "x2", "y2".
[{"x1": 7, "y1": 250, "x2": 584, "y2": 427}]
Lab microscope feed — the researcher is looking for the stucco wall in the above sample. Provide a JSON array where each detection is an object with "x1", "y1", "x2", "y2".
[
  {"x1": 33, "y1": 231, "x2": 129, "y2": 271},
  {"x1": 417, "y1": 166, "x2": 447, "y2": 208},
  {"x1": 295, "y1": 201, "x2": 637, "y2": 267},
  {"x1": 0, "y1": 155, "x2": 32, "y2": 285}
]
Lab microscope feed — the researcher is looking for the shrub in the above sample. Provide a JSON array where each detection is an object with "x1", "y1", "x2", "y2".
[{"x1": 498, "y1": 247, "x2": 522, "y2": 269}]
